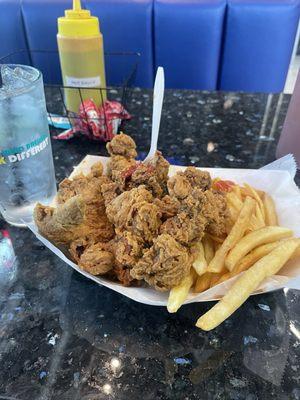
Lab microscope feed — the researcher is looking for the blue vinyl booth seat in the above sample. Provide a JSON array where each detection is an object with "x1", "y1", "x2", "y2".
[
  {"x1": 0, "y1": 0, "x2": 300, "y2": 91},
  {"x1": 21, "y1": 0, "x2": 153, "y2": 87},
  {"x1": 219, "y1": 0, "x2": 300, "y2": 92},
  {"x1": 0, "y1": 0, "x2": 29, "y2": 65},
  {"x1": 154, "y1": 0, "x2": 226, "y2": 90}
]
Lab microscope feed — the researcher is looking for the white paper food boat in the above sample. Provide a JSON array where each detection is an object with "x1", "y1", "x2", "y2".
[{"x1": 28, "y1": 155, "x2": 300, "y2": 305}]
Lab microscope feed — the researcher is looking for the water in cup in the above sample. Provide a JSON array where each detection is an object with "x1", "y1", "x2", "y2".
[{"x1": 0, "y1": 65, "x2": 57, "y2": 226}]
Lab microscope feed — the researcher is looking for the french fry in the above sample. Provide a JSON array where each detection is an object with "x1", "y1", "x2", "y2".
[
  {"x1": 196, "y1": 239, "x2": 300, "y2": 331},
  {"x1": 231, "y1": 241, "x2": 280, "y2": 275},
  {"x1": 203, "y1": 236, "x2": 214, "y2": 264},
  {"x1": 228, "y1": 204, "x2": 240, "y2": 224},
  {"x1": 215, "y1": 272, "x2": 232, "y2": 285},
  {"x1": 232, "y1": 185, "x2": 242, "y2": 201},
  {"x1": 167, "y1": 270, "x2": 195, "y2": 313},
  {"x1": 194, "y1": 272, "x2": 213, "y2": 293},
  {"x1": 227, "y1": 192, "x2": 243, "y2": 211},
  {"x1": 241, "y1": 186, "x2": 265, "y2": 199},
  {"x1": 247, "y1": 214, "x2": 264, "y2": 232},
  {"x1": 293, "y1": 244, "x2": 300, "y2": 259},
  {"x1": 193, "y1": 242, "x2": 207, "y2": 276},
  {"x1": 255, "y1": 202, "x2": 265, "y2": 228},
  {"x1": 244, "y1": 183, "x2": 265, "y2": 221},
  {"x1": 263, "y1": 193, "x2": 278, "y2": 226},
  {"x1": 207, "y1": 197, "x2": 255, "y2": 273},
  {"x1": 207, "y1": 234, "x2": 225, "y2": 244},
  {"x1": 225, "y1": 226, "x2": 293, "y2": 271},
  {"x1": 210, "y1": 271, "x2": 226, "y2": 287}
]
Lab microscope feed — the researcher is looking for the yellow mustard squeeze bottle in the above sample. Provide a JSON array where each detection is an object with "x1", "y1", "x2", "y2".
[{"x1": 57, "y1": 0, "x2": 106, "y2": 113}]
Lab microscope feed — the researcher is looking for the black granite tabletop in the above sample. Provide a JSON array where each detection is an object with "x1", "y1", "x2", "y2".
[{"x1": 0, "y1": 89, "x2": 299, "y2": 400}]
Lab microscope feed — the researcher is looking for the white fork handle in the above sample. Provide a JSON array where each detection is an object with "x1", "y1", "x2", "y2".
[{"x1": 144, "y1": 67, "x2": 165, "y2": 161}]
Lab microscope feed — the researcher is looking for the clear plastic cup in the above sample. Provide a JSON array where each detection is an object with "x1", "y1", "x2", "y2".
[{"x1": 0, "y1": 64, "x2": 57, "y2": 226}]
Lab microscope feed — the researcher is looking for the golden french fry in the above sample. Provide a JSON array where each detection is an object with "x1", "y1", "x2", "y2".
[
  {"x1": 196, "y1": 239, "x2": 300, "y2": 331},
  {"x1": 207, "y1": 234, "x2": 225, "y2": 244},
  {"x1": 167, "y1": 270, "x2": 195, "y2": 313},
  {"x1": 247, "y1": 214, "x2": 263, "y2": 232},
  {"x1": 193, "y1": 242, "x2": 207, "y2": 276},
  {"x1": 232, "y1": 185, "x2": 242, "y2": 201},
  {"x1": 225, "y1": 226, "x2": 293, "y2": 271},
  {"x1": 292, "y1": 244, "x2": 300, "y2": 259},
  {"x1": 215, "y1": 272, "x2": 232, "y2": 285},
  {"x1": 231, "y1": 241, "x2": 280, "y2": 275},
  {"x1": 203, "y1": 236, "x2": 215, "y2": 264},
  {"x1": 214, "y1": 242, "x2": 222, "y2": 251},
  {"x1": 207, "y1": 197, "x2": 255, "y2": 273},
  {"x1": 244, "y1": 183, "x2": 265, "y2": 221},
  {"x1": 241, "y1": 186, "x2": 265, "y2": 199},
  {"x1": 263, "y1": 193, "x2": 278, "y2": 226},
  {"x1": 227, "y1": 192, "x2": 243, "y2": 211},
  {"x1": 194, "y1": 272, "x2": 213, "y2": 293},
  {"x1": 228, "y1": 204, "x2": 240, "y2": 224},
  {"x1": 255, "y1": 202, "x2": 265, "y2": 228},
  {"x1": 210, "y1": 271, "x2": 225, "y2": 287}
]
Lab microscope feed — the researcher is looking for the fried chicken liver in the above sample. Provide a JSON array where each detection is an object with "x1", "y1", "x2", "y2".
[{"x1": 130, "y1": 234, "x2": 191, "y2": 291}]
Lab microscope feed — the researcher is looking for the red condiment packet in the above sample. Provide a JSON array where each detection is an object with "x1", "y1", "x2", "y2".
[{"x1": 53, "y1": 99, "x2": 131, "y2": 142}]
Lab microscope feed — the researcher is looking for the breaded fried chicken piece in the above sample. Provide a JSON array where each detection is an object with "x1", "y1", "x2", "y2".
[
  {"x1": 202, "y1": 190, "x2": 228, "y2": 237},
  {"x1": 106, "y1": 186, "x2": 153, "y2": 228},
  {"x1": 57, "y1": 161, "x2": 106, "y2": 204},
  {"x1": 167, "y1": 174, "x2": 191, "y2": 200},
  {"x1": 114, "y1": 231, "x2": 143, "y2": 267},
  {"x1": 153, "y1": 195, "x2": 180, "y2": 220},
  {"x1": 130, "y1": 234, "x2": 191, "y2": 291},
  {"x1": 145, "y1": 151, "x2": 170, "y2": 187},
  {"x1": 106, "y1": 133, "x2": 137, "y2": 159},
  {"x1": 160, "y1": 212, "x2": 207, "y2": 245},
  {"x1": 160, "y1": 188, "x2": 208, "y2": 245},
  {"x1": 101, "y1": 181, "x2": 121, "y2": 207},
  {"x1": 34, "y1": 196, "x2": 85, "y2": 244},
  {"x1": 78, "y1": 242, "x2": 114, "y2": 275},
  {"x1": 167, "y1": 167, "x2": 211, "y2": 201},
  {"x1": 34, "y1": 192, "x2": 114, "y2": 245},
  {"x1": 54, "y1": 166, "x2": 115, "y2": 243},
  {"x1": 106, "y1": 155, "x2": 136, "y2": 182},
  {"x1": 127, "y1": 163, "x2": 164, "y2": 197},
  {"x1": 106, "y1": 186, "x2": 161, "y2": 243},
  {"x1": 112, "y1": 263, "x2": 135, "y2": 286},
  {"x1": 182, "y1": 167, "x2": 211, "y2": 191}
]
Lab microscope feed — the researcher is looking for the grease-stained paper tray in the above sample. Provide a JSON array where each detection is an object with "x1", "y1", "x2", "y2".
[{"x1": 28, "y1": 155, "x2": 300, "y2": 306}]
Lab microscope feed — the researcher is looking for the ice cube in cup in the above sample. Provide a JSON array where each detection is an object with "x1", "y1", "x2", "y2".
[{"x1": 0, "y1": 65, "x2": 40, "y2": 96}]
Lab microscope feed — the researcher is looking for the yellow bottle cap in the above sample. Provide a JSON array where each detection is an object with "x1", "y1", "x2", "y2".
[{"x1": 58, "y1": 0, "x2": 100, "y2": 37}]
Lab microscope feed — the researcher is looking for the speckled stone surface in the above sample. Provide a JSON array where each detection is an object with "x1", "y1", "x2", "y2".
[{"x1": 0, "y1": 89, "x2": 299, "y2": 400}]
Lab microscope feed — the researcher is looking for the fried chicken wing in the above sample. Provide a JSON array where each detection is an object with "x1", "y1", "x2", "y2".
[
  {"x1": 130, "y1": 234, "x2": 191, "y2": 291},
  {"x1": 106, "y1": 133, "x2": 137, "y2": 159}
]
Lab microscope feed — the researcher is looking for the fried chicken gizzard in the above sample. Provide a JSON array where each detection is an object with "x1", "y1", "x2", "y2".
[{"x1": 34, "y1": 133, "x2": 228, "y2": 292}]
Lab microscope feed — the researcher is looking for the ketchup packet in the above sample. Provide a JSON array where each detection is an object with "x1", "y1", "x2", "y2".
[{"x1": 53, "y1": 99, "x2": 131, "y2": 142}]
